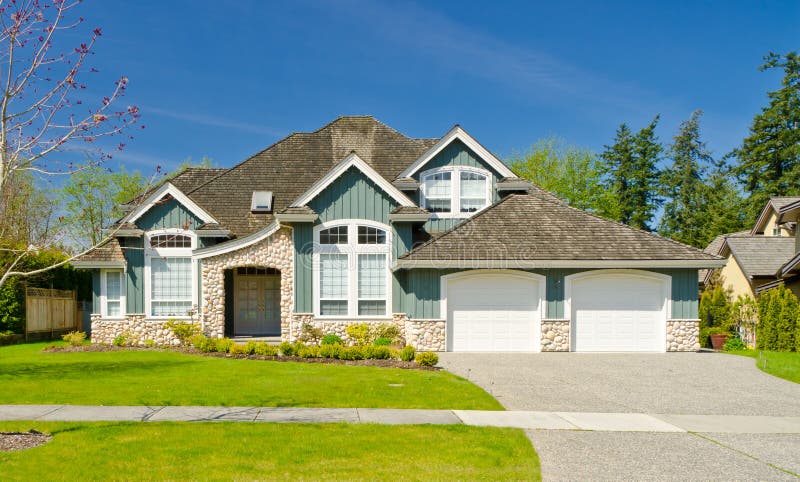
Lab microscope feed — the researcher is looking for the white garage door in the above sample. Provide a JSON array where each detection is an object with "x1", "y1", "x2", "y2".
[
  {"x1": 570, "y1": 272, "x2": 668, "y2": 352},
  {"x1": 446, "y1": 272, "x2": 541, "y2": 352}
]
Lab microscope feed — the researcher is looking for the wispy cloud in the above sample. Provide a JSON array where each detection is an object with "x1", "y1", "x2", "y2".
[{"x1": 142, "y1": 105, "x2": 286, "y2": 137}]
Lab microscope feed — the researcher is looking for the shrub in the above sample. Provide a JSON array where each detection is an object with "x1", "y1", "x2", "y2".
[
  {"x1": 112, "y1": 334, "x2": 127, "y2": 347},
  {"x1": 298, "y1": 323, "x2": 324, "y2": 345},
  {"x1": 399, "y1": 345, "x2": 416, "y2": 362},
  {"x1": 321, "y1": 334, "x2": 343, "y2": 345},
  {"x1": 296, "y1": 345, "x2": 321, "y2": 358},
  {"x1": 254, "y1": 342, "x2": 279, "y2": 356},
  {"x1": 364, "y1": 345, "x2": 392, "y2": 360},
  {"x1": 757, "y1": 286, "x2": 799, "y2": 351},
  {"x1": 415, "y1": 352, "x2": 439, "y2": 367},
  {"x1": 61, "y1": 331, "x2": 86, "y2": 347},
  {"x1": 346, "y1": 323, "x2": 372, "y2": 346},
  {"x1": 243, "y1": 341, "x2": 258, "y2": 355},
  {"x1": 191, "y1": 335, "x2": 217, "y2": 353},
  {"x1": 279, "y1": 341, "x2": 295, "y2": 357},
  {"x1": 371, "y1": 322, "x2": 400, "y2": 342},
  {"x1": 373, "y1": 337, "x2": 392, "y2": 346},
  {"x1": 144, "y1": 339, "x2": 156, "y2": 348},
  {"x1": 699, "y1": 286, "x2": 733, "y2": 347},
  {"x1": 228, "y1": 343, "x2": 247, "y2": 355},
  {"x1": 320, "y1": 343, "x2": 343, "y2": 358},
  {"x1": 164, "y1": 319, "x2": 201, "y2": 346},
  {"x1": 215, "y1": 338, "x2": 234, "y2": 354},
  {"x1": 338, "y1": 346, "x2": 366, "y2": 360},
  {"x1": 722, "y1": 336, "x2": 747, "y2": 351},
  {"x1": 389, "y1": 348, "x2": 400, "y2": 360}
]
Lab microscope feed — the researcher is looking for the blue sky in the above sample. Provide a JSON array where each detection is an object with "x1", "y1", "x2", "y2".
[{"x1": 76, "y1": 0, "x2": 798, "y2": 175}]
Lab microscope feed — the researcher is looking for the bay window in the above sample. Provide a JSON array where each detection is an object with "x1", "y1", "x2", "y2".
[
  {"x1": 145, "y1": 230, "x2": 196, "y2": 318},
  {"x1": 421, "y1": 167, "x2": 490, "y2": 217},
  {"x1": 314, "y1": 221, "x2": 391, "y2": 318}
]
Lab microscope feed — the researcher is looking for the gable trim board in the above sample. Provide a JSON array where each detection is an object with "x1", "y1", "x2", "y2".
[
  {"x1": 398, "y1": 125, "x2": 516, "y2": 179},
  {"x1": 395, "y1": 259, "x2": 726, "y2": 270},
  {"x1": 290, "y1": 152, "x2": 416, "y2": 208},
  {"x1": 71, "y1": 260, "x2": 126, "y2": 269},
  {"x1": 123, "y1": 182, "x2": 218, "y2": 226},
  {"x1": 193, "y1": 221, "x2": 281, "y2": 259}
]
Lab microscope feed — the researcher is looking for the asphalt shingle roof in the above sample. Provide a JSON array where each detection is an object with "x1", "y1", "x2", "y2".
[
  {"x1": 699, "y1": 231, "x2": 750, "y2": 282},
  {"x1": 725, "y1": 236, "x2": 796, "y2": 278},
  {"x1": 401, "y1": 194, "x2": 721, "y2": 262},
  {"x1": 72, "y1": 238, "x2": 125, "y2": 264}
]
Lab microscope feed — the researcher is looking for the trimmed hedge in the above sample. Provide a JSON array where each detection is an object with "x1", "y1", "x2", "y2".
[{"x1": 757, "y1": 286, "x2": 798, "y2": 352}]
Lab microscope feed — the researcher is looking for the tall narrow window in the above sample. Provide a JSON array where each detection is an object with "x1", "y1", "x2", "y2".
[
  {"x1": 358, "y1": 254, "x2": 386, "y2": 315},
  {"x1": 319, "y1": 254, "x2": 348, "y2": 315},
  {"x1": 422, "y1": 171, "x2": 452, "y2": 213},
  {"x1": 104, "y1": 271, "x2": 123, "y2": 317},
  {"x1": 460, "y1": 171, "x2": 488, "y2": 212}
]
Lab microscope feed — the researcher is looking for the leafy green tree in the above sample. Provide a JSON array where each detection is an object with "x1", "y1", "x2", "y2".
[
  {"x1": 734, "y1": 51, "x2": 800, "y2": 220},
  {"x1": 509, "y1": 138, "x2": 607, "y2": 212},
  {"x1": 600, "y1": 117, "x2": 662, "y2": 230},
  {"x1": 659, "y1": 111, "x2": 712, "y2": 247},
  {"x1": 59, "y1": 167, "x2": 146, "y2": 248}
]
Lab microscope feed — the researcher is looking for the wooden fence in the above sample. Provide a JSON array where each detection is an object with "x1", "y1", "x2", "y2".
[{"x1": 25, "y1": 287, "x2": 79, "y2": 340}]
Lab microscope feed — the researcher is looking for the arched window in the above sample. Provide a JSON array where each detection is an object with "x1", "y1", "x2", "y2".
[
  {"x1": 420, "y1": 166, "x2": 491, "y2": 217},
  {"x1": 314, "y1": 221, "x2": 391, "y2": 318},
  {"x1": 145, "y1": 230, "x2": 196, "y2": 318}
]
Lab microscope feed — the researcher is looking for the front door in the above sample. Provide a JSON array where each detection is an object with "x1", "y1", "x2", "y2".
[{"x1": 234, "y1": 269, "x2": 281, "y2": 335}]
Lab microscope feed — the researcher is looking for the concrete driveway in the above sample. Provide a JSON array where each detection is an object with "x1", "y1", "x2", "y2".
[{"x1": 439, "y1": 352, "x2": 800, "y2": 480}]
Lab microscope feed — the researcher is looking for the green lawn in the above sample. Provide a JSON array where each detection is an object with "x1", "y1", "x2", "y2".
[
  {"x1": 0, "y1": 421, "x2": 540, "y2": 480},
  {"x1": 0, "y1": 343, "x2": 501, "y2": 409},
  {"x1": 727, "y1": 350, "x2": 800, "y2": 384}
]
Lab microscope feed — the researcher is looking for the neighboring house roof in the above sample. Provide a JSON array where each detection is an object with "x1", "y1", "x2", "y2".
[
  {"x1": 71, "y1": 238, "x2": 126, "y2": 268},
  {"x1": 398, "y1": 194, "x2": 724, "y2": 268},
  {"x1": 751, "y1": 196, "x2": 800, "y2": 234},
  {"x1": 184, "y1": 116, "x2": 438, "y2": 236},
  {"x1": 699, "y1": 230, "x2": 750, "y2": 283},
  {"x1": 724, "y1": 236, "x2": 796, "y2": 278}
]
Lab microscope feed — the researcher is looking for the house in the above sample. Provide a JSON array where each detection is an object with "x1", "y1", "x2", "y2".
[
  {"x1": 702, "y1": 197, "x2": 800, "y2": 299},
  {"x1": 73, "y1": 116, "x2": 724, "y2": 352}
]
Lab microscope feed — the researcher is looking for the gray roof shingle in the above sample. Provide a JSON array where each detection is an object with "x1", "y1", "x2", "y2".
[
  {"x1": 72, "y1": 238, "x2": 125, "y2": 264},
  {"x1": 725, "y1": 236, "x2": 796, "y2": 278},
  {"x1": 699, "y1": 231, "x2": 750, "y2": 282},
  {"x1": 401, "y1": 194, "x2": 721, "y2": 262}
]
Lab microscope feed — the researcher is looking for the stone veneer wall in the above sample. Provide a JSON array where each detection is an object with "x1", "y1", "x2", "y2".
[
  {"x1": 200, "y1": 227, "x2": 294, "y2": 338},
  {"x1": 289, "y1": 313, "x2": 446, "y2": 351},
  {"x1": 541, "y1": 319, "x2": 570, "y2": 352},
  {"x1": 91, "y1": 314, "x2": 183, "y2": 346},
  {"x1": 666, "y1": 319, "x2": 700, "y2": 352}
]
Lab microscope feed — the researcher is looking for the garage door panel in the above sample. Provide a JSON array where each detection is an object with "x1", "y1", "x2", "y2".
[
  {"x1": 447, "y1": 274, "x2": 541, "y2": 352},
  {"x1": 571, "y1": 273, "x2": 667, "y2": 352}
]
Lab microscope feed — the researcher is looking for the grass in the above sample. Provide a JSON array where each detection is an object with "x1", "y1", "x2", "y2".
[
  {"x1": 726, "y1": 350, "x2": 800, "y2": 384},
  {"x1": 0, "y1": 342, "x2": 502, "y2": 409},
  {"x1": 0, "y1": 421, "x2": 540, "y2": 481}
]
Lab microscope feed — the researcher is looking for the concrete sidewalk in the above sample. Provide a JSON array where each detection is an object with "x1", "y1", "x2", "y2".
[{"x1": 1, "y1": 404, "x2": 799, "y2": 434}]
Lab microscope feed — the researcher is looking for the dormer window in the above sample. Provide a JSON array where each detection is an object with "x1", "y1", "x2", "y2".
[
  {"x1": 420, "y1": 167, "x2": 490, "y2": 217},
  {"x1": 251, "y1": 191, "x2": 273, "y2": 212}
]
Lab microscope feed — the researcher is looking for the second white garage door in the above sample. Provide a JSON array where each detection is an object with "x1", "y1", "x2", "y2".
[
  {"x1": 445, "y1": 271, "x2": 542, "y2": 352},
  {"x1": 569, "y1": 271, "x2": 669, "y2": 352}
]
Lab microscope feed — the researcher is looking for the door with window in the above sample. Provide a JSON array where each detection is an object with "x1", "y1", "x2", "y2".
[{"x1": 234, "y1": 268, "x2": 281, "y2": 335}]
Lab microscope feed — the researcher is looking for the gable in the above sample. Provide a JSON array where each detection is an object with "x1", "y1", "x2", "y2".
[
  {"x1": 308, "y1": 166, "x2": 398, "y2": 224},
  {"x1": 412, "y1": 139, "x2": 504, "y2": 180},
  {"x1": 137, "y1": 197, "x2": 206, "y2": 231}
]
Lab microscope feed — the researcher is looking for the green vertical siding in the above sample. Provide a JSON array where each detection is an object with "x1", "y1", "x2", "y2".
[
  {"x1": 120, "y1": 237, "x2": 145, "y2": 314},
  {"x1": 91, "y1": 270, "x2": 101, "y2": 313},
  {"x1": 293, "y1": 223, "x2": 314, "y2": 313},
  {"x1": 309, "y1": 167, "x2": 397, "y2": 224},
  {"x1": 658, "y1": 268, "x2": 700, "y2": 319},
  {"x1": 137, "y1": 198, "x2": 204, "y2": 231}
]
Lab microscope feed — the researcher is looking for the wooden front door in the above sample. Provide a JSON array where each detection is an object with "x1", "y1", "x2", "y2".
[{"x1": 233, "y1": 269, "x2": 281, "y2": 335}]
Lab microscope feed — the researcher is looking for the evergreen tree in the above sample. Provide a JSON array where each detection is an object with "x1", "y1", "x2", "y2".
[
  {"x1": 598, "y1": 124, "x2": 636, "y2": 223},
  {"x1": 629, "y1": 116, "x2": 663, "y2": 231},
  {"x1": 734, "y1": 51, "x2": 800, "y2": 220},
  {"x1": 776, "y1": 287, "x2": 798, "y2": 351},
  {"x1": 659, "y1": 111, "x2": 712, "y2": 246},
  {"x1": 696, "y1": 160, "x2": 749, "y2": 246}
]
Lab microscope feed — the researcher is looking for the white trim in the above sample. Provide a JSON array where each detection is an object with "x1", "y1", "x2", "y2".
[
  {"x1": 144, "y1": 229, "x2": 198, "y2": 319},
  {"x1": 193, "y1": 221, "x2": 280, "y2": 259},
  {"x1": 196, "y1": 230, "x2": 231, "y2": 237},
  {"x1": 250, "y1": 191, "x2": 273, "y2": 212},
  {"x1": 312, "y1": 219, "x2": 393, "y2": 319},
  {"x1": 290, "y1": 152, "x2": 415, "y2": 208},
  {"x1": 274, "y1": 213, "x2": 318, "y2": 223},
  {"x1": 564, "y1": 269, "x2": 671, "y2": 353},
  {"x1": 388, "y1": 213, "x2": 430, "y2": 222},
  {"x1": 71, "y1": 260, "x2": 126, "y2": 269},
  {"x1": 122, "y1": 182, "x2": 218, "y2": 225},
  {"x1": 100, "y1": 269, "x2": 126, "y2": 319},
  {"x1": 399, "y1": 125, "x2": 516, "y2": 179},
  {"x1": 419, "y1": 166, "x2": 492, "y2": 219},
  {"x1": 394, "y1": 258, "x2": 727, "y2": 270},
  {"x1": 440, "y1": 269, "x2": 545, "y2": 352},
  {"x1": 105, "y1": 229, "x2": 144, "y2": 237}
]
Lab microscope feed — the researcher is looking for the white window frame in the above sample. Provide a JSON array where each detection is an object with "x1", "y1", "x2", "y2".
[
  {"x1": 420, "y1": 166, "x2": 492, "y2": 219},
  {"x1": 144, "y1": 228, "x2": 198, "y2": 319},
  {"x1": 100, "y1": 269, "x2": 126, "y2": 319},
  {"x1": 251, "y1": 191, "x2": 273, "y2": 212},
  {"x1": 312, "y1": 219, "x2": 393, "y2": 319}
]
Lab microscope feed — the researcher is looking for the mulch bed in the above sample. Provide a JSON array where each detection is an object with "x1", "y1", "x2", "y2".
[
  {"x1": 0, "y1": 430, "x2": 51, "y2": 452},
  {"x1": 42, "y1": 345, "x2": 438, "y2": 370}
]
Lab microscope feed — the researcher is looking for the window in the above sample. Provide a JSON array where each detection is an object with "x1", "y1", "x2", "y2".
[
  {"x1": 145, "y1": 230, "x2": 196, "y2": 318},
  {"x1": 313, "y1": 221, "x2": 391, "y2": 318},
  {"x1": 421, "y1": 167, "x2": 489, "y2": 216},
  {"x1": 102, "y1": 270, "x2": 124, "y2": 317},
  {"x1": 251, "y1": 191, "x2": 273, "y2": 212}
]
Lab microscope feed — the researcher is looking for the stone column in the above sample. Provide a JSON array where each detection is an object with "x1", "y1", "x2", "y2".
[{"x1": 541, "y1": 319, "x2": 570, "y2": 352}]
